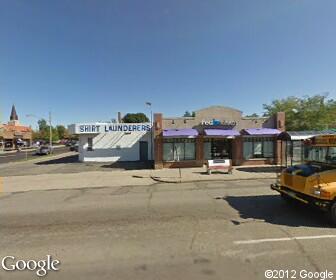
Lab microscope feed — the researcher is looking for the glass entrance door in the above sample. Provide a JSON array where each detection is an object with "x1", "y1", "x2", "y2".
[{"x1": 204, "y1": 139, "x2": 232, "y2": 160}]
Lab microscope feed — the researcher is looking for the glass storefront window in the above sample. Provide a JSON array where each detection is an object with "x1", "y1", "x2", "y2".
[
  {"x1": 163, "y1": 143, "x2": 174, "y2": 161},
  {"x1": 174, "y1": 143, "x2": 185, "y2": 161},
  {"x1": 243, "y1": 141, "x2": 253, "y2": 160},
  {"x1": 243, "y1": 137, "x2": 274, "y2": 159},
  {"x1": 203, "y1": 142, "x2": 212, "y2": 160},
  {"x1": 185, "y1": 142, "x2": 196, "y2": 160},
  {"x1": 263, "y1": 141, "x2": 274, "y2": 158},
  {"x1": 285, "y1": 140, "x2": 304, "y2": 165},
  {"x1": 163, "y1": 138, "x2": 196, "y2": 161},
  {"x1": 253, "y1": 142, "x2": 262, "y2": 157}
]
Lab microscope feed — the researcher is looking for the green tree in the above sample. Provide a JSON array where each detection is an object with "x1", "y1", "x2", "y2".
[
  {"x1": 35, "y1": 118, "x2": 60, "y2": 142},
  {"x1": 122, "y1": 113, "x2": 149, "y2": 123},
  {"x1": 183, "y1": 111, "x2": 196, "y2": 117},
  {"x1": 56, "y1": 125, "x2": 68, "y2": 139},
  {"x1": 183, "y1": 111, "x2": 191, "y2": 117},
  {"x1": 32, "y1": 130, "x2": 41, "y2": 141},
  {"x1": 245, "y1": 113, "x2": 259, "y2": 118},
  {"x1": 263, "y1": 94, "x2": 336, "y2": 130},
  {"x1": 38, "y1": 119, "x2": 48, "y2": 131},
  {"x1": 51, "y1": 127, "x2": 59, "y2": 142}
]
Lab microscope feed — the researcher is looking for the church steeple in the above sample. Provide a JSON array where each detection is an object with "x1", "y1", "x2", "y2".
[{"x1": 10, "y1": 105, "x2": 18, "y2": 121}]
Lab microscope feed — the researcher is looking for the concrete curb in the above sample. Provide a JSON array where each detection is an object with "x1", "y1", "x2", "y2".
[
  {"x1": 150, "y1": 175, "x2": 277, "y2": 184},
  {"x1": 150, "y1": 176, "x2": 182, "y2": 184}
]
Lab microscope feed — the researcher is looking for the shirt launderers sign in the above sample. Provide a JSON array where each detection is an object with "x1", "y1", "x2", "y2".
[{"x1": 75, "y1": 123, "x2": 151, "y2": 134}]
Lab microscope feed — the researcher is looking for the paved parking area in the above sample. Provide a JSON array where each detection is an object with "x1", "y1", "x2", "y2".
[
  {"x1": 0, "y1": 146, "x2": 69, "y2": 164},
  {"x1": 0, "y1": 179, "x2": 335, "y2": 280},
  {"x1": 0, "y1": 153, "x2": 153, "y2": 177}
]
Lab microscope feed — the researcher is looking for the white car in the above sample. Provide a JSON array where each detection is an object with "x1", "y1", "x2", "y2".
[{"x1": 36, "y1": 145, "x2": 53, "y2": 155}]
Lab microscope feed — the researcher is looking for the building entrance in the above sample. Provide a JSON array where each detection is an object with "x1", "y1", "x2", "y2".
[
  {"x1": 204, "y1": 139, "x2": 232, "y2": 160},
  {"x1": 139, "y1": 141, "x2": 149, "y2": 161}
]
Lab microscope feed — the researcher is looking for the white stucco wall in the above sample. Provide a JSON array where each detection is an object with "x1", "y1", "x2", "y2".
[{"x1": 78, "y1": 130, "x2": 153, "y2": 162}]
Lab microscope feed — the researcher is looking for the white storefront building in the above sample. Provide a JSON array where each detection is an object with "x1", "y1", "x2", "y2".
[{"x1": 68, "y1": 123, "x2": 153, "y2": 162}]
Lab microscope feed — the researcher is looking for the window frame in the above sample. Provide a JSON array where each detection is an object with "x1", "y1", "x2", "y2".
[
  {"x1": 87, "y1": 137, "x2": 94, "y2": 151},
  {"x1": 243, "y1": 136, "x2": 274, "y2": 159},
  {"x1": 163, "y1": 138, "x2": 196, "y2": 162}
]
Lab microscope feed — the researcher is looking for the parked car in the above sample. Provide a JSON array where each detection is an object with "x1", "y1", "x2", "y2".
[
  {"x1": 36, "y1": 145, "x2": 53, "y2": 155},
  {"x1": 69, "y1": 141, "x2": 79, "y2": 152},
  {"x1": 65, "y1": 140, "x2": 73, "y2": 147},
  {"x1": 4, "y1": 142, "x2": 13, "y2": 151},
  {"x1": 33, "y1": 140, "x2": 46, "y2": 147}
]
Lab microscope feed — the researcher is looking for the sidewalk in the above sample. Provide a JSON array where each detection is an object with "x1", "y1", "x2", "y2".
[
  {"x1": 1, "y1": 165, "x2": 279, "y2": 194},
  {"x1": 2, "y1": 170, "x2": 155, "y2": 193}
]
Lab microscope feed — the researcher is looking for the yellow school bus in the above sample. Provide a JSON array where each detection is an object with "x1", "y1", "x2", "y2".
[{"x1": 271, "y1": 134, "x2": 336, "y2": 225}]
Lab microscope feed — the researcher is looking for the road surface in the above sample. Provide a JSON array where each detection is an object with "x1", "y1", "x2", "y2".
[
  {"x1": 0, "y1": 146, "x2": 70, "y2": 164},
  {"x1": 0, "y1": 179, "x2": 335, "y2": 280}
]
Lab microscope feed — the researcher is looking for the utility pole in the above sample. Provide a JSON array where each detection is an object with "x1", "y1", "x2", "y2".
[
  {"x1": 26, "y1": 112, "x2": 53, "y2": 155},
  {"x1": 150, "y1": 108, "x2": 153, "y2": 161},
  {"x1": 49, "y1": 111, "x2": 53, "y2": 153},
  {"x1": 145, "y1": 102, "x2": 153, "y2": 163}
]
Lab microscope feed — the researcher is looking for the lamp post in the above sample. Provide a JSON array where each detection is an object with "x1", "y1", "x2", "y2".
[
  {"x1": 145, "y1": 102, "x2": 153, "y2": 163},
  {"x1": 26, "y1": 111, "x2": 53, "y2": 153}
]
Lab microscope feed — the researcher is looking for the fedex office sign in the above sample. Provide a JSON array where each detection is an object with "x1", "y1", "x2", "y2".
[{"x1": 201, "y1": 119, "x2": 236, "y2": 126}]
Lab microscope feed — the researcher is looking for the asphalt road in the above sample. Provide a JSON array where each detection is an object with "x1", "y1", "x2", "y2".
[
  {"x1": 0, "y1": 179, "x2": 335, "y2": 280},
  {"x1": 0, "y1": 146, "x2": 70, "y2": 164}
]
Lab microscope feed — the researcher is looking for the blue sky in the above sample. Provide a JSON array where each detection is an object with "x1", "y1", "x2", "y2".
[{"x1": 1, "y1": 0, "x2": 336, "y2": 127}]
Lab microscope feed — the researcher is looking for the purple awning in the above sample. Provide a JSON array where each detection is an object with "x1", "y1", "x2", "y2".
[
  {"x1": 163, "y1": 128, "x2": 199, "y2": 137},
  {"x1": 243, "y1": 128, "x2": 280, "y2": 135},
  {"x1": 204, "y1": 129, "x2": 240, "y2": 137}
]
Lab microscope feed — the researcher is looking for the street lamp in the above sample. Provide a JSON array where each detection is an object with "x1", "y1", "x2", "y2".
[
  {"x1": 145, "y1": 102, "x2": 153, "y2": 163},
  {"x1": 26, "y1": 112, "x2": 53, "y2": 152}
]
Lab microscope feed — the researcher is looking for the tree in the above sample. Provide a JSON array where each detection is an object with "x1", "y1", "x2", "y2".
[
  {"x1": 38, "y1": 119, "x2": 48, "y2": 131},
  {"x1": 50, "y1": 127, "x2": 59, "y2": 142},
  {"x1": 183, "y1": 111, "x2": 196, "y2": 117},
  {"x1": 56, "y1": 125, "x2": 68, "y2": 139},
  {"x1": 122, "y1": 113, "x2": 149, "y2": 123},
  {"x1": 32, "y1": 130, "x2": 42, "y2": 141},
  {"x1": 263, "y1": 94, "x2": 336, "y2": 131},
  {"x1": 35, "y1": 118, "x2": 60, "y2": 142},
  {"x1": 183, "y1": 111, "x2": 191, "y2": 117},
  {"x1": 245, "y1": 113, "x2": 259, "y2": 118}
]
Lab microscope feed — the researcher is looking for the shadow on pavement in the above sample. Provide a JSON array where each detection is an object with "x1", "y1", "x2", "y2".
[
  {"x1": 223, "y1": 194, "x2": 331, "y2": 228},
  {"x1": 236, "y1": 166, "x2": 281, "y2": 173},
  {"x1": 35, "y1": 155, "x2": 80, "y2": 165},
  {"x1": 101, "y1": 161, "x2": 154, "y2": 170}
]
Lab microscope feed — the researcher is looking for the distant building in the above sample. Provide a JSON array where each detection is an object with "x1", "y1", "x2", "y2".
[{"x1": 0, "y1": 105, "x2": 33, "y2": 150}]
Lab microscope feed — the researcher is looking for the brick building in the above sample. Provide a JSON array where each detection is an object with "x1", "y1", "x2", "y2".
[
  {"x1": 153, "y1": 106, "x2": 285, "y2": 168},
  {"x1": 0, "y1": 105, "x2": 33, "y2": 150}
]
